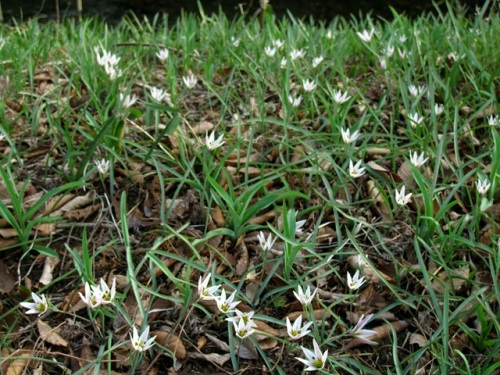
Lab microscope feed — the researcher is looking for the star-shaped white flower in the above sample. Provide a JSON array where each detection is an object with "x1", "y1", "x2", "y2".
[
  {"x1": 215, "y1": 289, "x2": 240, "y2": 314},
  {"x1": 350, "y1": 314, "x2": 378, "y2": 345},
  {"x1": 288, "y1": 94, "x2": 302, "y2": 107},
  {"x1": 409, "y1": 151, "x2": 428, "y2": 168},
  {"x1": 293, "y1": 285, "x2": 316, "y2": 306},
  {"x1": 286, "y1": 315, "x2": 313, "y2": 340},
  {"x1": 349, "y1": 159, "x2": 366, "y2": 178},
  {"x1": 408, "y1": 84, "x2": 426, "y2": 97},
  {"x1": 407, "y1": 113, "x2": 424, "y2": 127},
  {"x1": 296, "y1": 339, "x2": 328, "y2": 372},
  {"x1": 290, "y1": 48, "x2": 306, "y2": 60},
  {"x1": 226, "y1": 309, "x2": 257, "y2": 327},
  {"x1": 280, "y1": 57, "x2": 288, "y2": 69},
  {"x1": 156, "y1": 48, "x2": 169, "y2": 61},
  {"x1": 20, "y1": 292, "x2": 49, "y2": 316},
  {"x1": 197, "y1": 273, "x2": 220, "y2": 300},
  {"x1": 347, "y1": 270, "x2": 365, "y2": 290},
  {"x1": 434, "y1": 103, "x2": 444, "y2": 116},
  {"x1": 302, "y1": 79, "x2": 317, "y2": 92},
  {"x1": 264, "y1": 46, "x2": 276, "y2": 57},
  {"x1": 130, "y1": 325, "x2": 156, "y2": 352},
  {"x1": 205, "y1": 131, "x2": 225, "y2": 151},
  {"x1": 341, "y1": 127, "x2": 360, "y2": 144},
  {"x1": 272, "y1": 39, "x2": 285, "y2": 49},
  {"x1": 356, "y1": 29, "x2": 375, "y2": 43},
  {"x1": 182, "y1": 74, "x2": 197, "y2": 89},
  {"x1": 257, "y1": 231, "x2": 276, "y2": 252},
  {"x1": 488, "y1": 115, "x2": 498, "y2": 126},
  {"x1": 331, "y1": 89, "x2": 351, "y2": 104},
  {"x1": 395, "y1": 186, "x2": 412, "y2": 206},
  {"x1": 120, "y1": 93, "x2": 138, "y2": 108},
  {"x1": 232, "y1": 318, "x2": 256, "y2": 339},
  {"x1": 476, "y1": 178, "x2": 491, "y2": 195},
  {"x1": 79, "y1": 281, "x2": 103, "y2": 309},
  {"x1": 312, "y1": 56, "x2": 324, "y2": 68},
  {"x1": 95, "y1": 159, "x2": 110, "y2": 175},
  {"x1": 149, "y1": 87, "x2": 171, "y2": 104},
  {"x1": 92, "y1": 278, "x2": 116, "y2": 304}
]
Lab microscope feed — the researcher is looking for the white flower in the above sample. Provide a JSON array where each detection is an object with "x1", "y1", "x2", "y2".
[
  {"x1": 293, "y1": 285, "x2": 316, "y2": 306},
  {"x1": 398, "y1": 48, "x2": 407, "y2": 59},
  {"x1": 92, "y1": 278, "x2": 116, "y2": 304},
  {"x1": 341, "y1": 128, "x2": 360, "y2": 144},
  {"x1": 215, "y1": 289, "x2": 240, "y2": 314},
  {"x1": 407, "y1": 113, "x2": 425, "y2": 127},
  {"x1": 379, "y1": 58, "x2": 387, "y2": 70},
  {"x1": 205, "y1": 130, "x2": 225, "y2": 151},
  {"x1": 326, "y1": 30, "x2": 334, "y2": 39},
  {"x1": 302, "y1": 79, "x2": 317, "y2": 92},
  {"x1": 226, "y1": 309, "x2": 257, "y2": 327},
  {"x1": 398, "y1": 34, "x2": 408, "y2": 43},
  {"x1": 130, "y1": 325, "x2": 156, "y2": 352},
  {"x1": 149, "y1": 87, "x2": 170, "y2": 103},
  {"x1": 350, "y1": 314, "x2": 378, "y2": 345},
  {"x1": 347, "y1": 270, "x2": 365, "y2": 290},
  {"x1": 296, "y1": 339, "x2": 328, "y2": 372},
  {"x1": 264, "y1": 46, "x2": 276, "y2": 57},
  {"x1": 79, "y1": 281, "x2": 103, "y2": 309},
  {"x1": 286, "y1": 315, "x2": 313, "y2": 340},
  {"x1": 104, "y1": 63, "x2": 121, "y2": 80},
  {"x1": 349, "y1": 159, "x2": 366, "y2": 178},
  {"x1": 20, "y1": 292, "x2": 49, "y2": 316},
  {"x1": 197, "y1": 273, "x2": 220, "y2": 300},
  {"x1": 94, "y1": 46, "x2": 113, "y2": 66},
  {"x1": 295, "y1": 217, "x2": 307, "y2": 236},
  {"x1": 312, "y1": 56, "x2": 324, "y2": 68},
  {"x1": 434, "y1": 103, "x2": 444, "y2": 116},
  {"x1": 290, "y1": 49, "x2": 306, "y2": 60},
  {"x1": 288, "y1": 93, "x2": 302, "y2": 107},
  {"x1": 408, "y1": 84, "x2": 425, "y2": 97},
  {"x1": 182, "y1": 74, "x2": 197, "y2": 89},
  {"x1": 488, "y1": 115, "x2": 498, "y2": 126},
  {"x1": 156, "y1": 48, "x2": 169, "y2": 61},
  {"x1": 280, "y1": 57, "x2": 288, "y2": 69},
  {"x1": 331, "y1": 89, "x2": 351, "y2": 104},
  {"x1": 232, "y1": 318, "x2": 256, "y2": 339},
  {"x1": 119, "y1": 93, "x2": 138, "y2": 108},
  {"x1": 357, "y1": 29, "x2": 375, "y2": 43},
  {"x1": 257, "y1": 231, "x2": 276, "y2": 252},
  {"x1": 382, "y1": 44, "x2": 394, "y2": 58},
  {"x1": 395, "y1": 185, "x2": 412, "y2": 206},
  {"x1": 95, "y1": 159, "x2": 110, "y2": 175},
  {"x1": 477, "y1": 178, "x2": 491, "y2": 195},
  {"x1": 0, "y1": 132, "x2": 5, "y2": 141},
  {"x1": 447, "y1": 52, "x2": 465, "y2": 62},
  {"x1": 272, "y1": 39, "x2": 285, "y2": 49},
  {"x1": 409, "y1": 151, "x2": 429, "y2": 168},
  {"x1": 231, "y1": 36, "x2": 240, "y2": 47}
]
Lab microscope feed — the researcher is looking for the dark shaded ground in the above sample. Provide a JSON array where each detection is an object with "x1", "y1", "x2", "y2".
[{"x1": 0, "y1": 0, "x2": 489, "y2": 23}]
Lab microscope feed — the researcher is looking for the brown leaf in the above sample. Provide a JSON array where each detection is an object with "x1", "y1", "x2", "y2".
[
  {"x1": 409, "y1": 333, "x2": 427, "y2": 347},
  {"x1": 190, "y1": 352, "x2": 230, "y2": 366},
  {"x1": 152, "y1": 330, "x2": 187, "y2": 360},
  {"x1": 37, "y1": 320, "x2": 69, "y2": 347},
  {"x1": 2, "y1": 349, "x2": 31, "y2": 375},
  {"x1": 0, "y1": 260, "x2": 15, "y2": 293}
]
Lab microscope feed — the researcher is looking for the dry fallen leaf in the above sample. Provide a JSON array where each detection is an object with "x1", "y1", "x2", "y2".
[
  {"x1": 39, "y1": 256, "x2": 60, "y2": 285},
  {"x1": 0, "y1": 260, "x2": 15, "y2": 293},
  {"x1": 2, "y1": 349, "x2": 32, "y2": 375},
  {"x1": 152, "y1": 330, "x2": 187, "y2": 360},
  {"x1": 37, "y1": 320, "x2": 69, "y2": 348}
]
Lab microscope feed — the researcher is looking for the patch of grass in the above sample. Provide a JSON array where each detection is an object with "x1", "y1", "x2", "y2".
[{"x1": 0, "y1": 0, "x2": 499, "y2": 373}]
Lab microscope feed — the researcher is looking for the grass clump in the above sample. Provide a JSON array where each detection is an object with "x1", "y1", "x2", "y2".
[{"x1": 0, "y1": 1, "x2": 499, "y2": 374}]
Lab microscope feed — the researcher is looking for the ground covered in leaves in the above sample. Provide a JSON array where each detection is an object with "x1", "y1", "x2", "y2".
[{"x1": 0, "y1": 3, "x2": 500, "y2": 374}]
